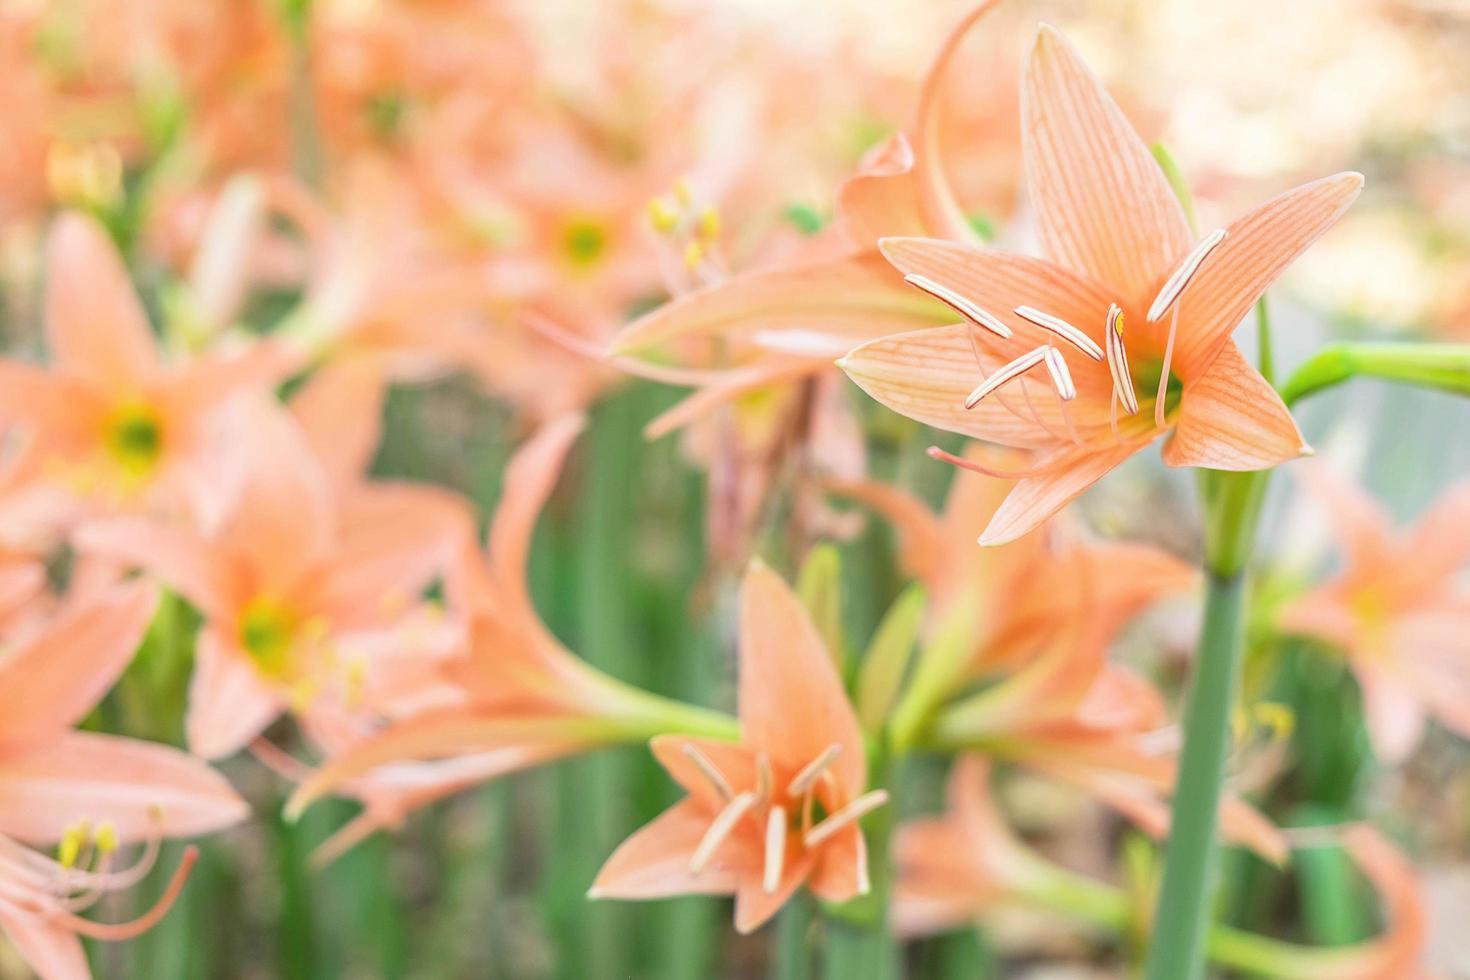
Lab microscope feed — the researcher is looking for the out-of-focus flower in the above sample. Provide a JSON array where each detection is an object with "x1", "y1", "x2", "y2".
[
  {"x1": 591, "y1": 561, "x2": 883, "y2": 934},
  {"x1": 0, "y1": 581, "x2": 248, "y2": 980},
  {"x1": 75, "y1": 400, "x2": 467, "y2": 760},
  {"x1": 840, "y1": 24, "x2": 1362, "y2": 544},
  {"x1": 892, "y1": 755, "x2": 1051, "y2": 937},
  {"x1": 1279, "y1": 464, "x2": 1470, "y2": 763},
  {"x1": 280, "y1": 415, "x2": 738, "y2": 839},
  {"x1": 0, "y1": 214, "x2": 295, "y2": 529}
]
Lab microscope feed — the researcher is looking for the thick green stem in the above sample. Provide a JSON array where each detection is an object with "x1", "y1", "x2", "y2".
[
  {"x1": 1142, "y1": 568, "x2": 1247, "y2": 980},
  {"x1": 822, "y1": 754, "x2": 899, "y2": 980}
]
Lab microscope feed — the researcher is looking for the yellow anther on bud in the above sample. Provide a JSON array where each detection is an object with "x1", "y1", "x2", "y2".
[
  {"x1": 698, "y1": 205, "x2": 721, "y2": 241},
  {"x1": 647, "y1": 197, "x2": 679, "y2": 235},
  {"x1": 683, "y1": 240, "x2": 705, "y2": 270},
  {"x1": 95, "y1": 822, "x2": 119, "y2": 855},
  {"x1": 673, "y1": 177, "x2": 693, "y2": 207}
]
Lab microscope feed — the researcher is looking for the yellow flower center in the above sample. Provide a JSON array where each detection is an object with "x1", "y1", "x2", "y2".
[
  {"x1": 561, "y1": 215, "x2": 609, "y2": 268},
  {"x1": 103, "y1": 401, "x2": 165, "y2": 479},
  {"x1": 238, "y1": 597, "x2": 302, "y2": 679}
]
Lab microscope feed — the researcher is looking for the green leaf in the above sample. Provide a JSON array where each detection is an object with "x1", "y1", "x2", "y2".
[
  {"x1": 856, "y1": 585, "x2": 926, "y2": 731},
  {"x1": 796, "y1": 543, "x2": 845, "y2": 671}
]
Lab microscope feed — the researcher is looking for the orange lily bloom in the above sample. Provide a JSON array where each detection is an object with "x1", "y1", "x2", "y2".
[
  {"x1": 75, "y1": 399, "x2": 469, "y2": 760},
  {"x1": 896, "y1": 762, "x2": 1429, "y2": 980},
  {"x1": 591, "y1": 561, "x2": 883, "y2": 933},
  {"x1": 0, "y1": 582, "x2": 248, "y2": 980},
  {"x1": 1279, "y1": 464, "x2": 1470, "y2": 763},
  {"x1": 0, "y1": 213, "x2": 295, "y2": 528},
  {"x1": 281, "y1": 415, "x2": 737, "y2": 837},
  {"x1": 839, "y1": 24, "x2": 1363, "y2": 544}
]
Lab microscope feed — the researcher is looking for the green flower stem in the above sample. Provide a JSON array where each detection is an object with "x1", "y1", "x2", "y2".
[
  {"x1": 1023, "y1": 855, "x2": 1378, "y2": 979},
  {"x1": 775, "y1": 892, "x2": 816, "y2": 980},
  {"x1": 1143, "y1": 556, "x2": 1249, "y2": 980},
  {"x1": 822, "y1": 752, "x2": 900, "y2": 980},
  {"x1": 1280, "y1": 342, "x2": 1470, "y2": 406}
]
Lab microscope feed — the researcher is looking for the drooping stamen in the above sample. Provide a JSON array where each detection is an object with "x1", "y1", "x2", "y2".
[
  {"x1": 681, "y1": 743, "x2": 734, "y2": 802},
  {"x1": 51, "y1": 847, "x2": 198, "y2": 941},
  {"x1": 1103, "y1": 304, "x2": 1139, "y2": 415},
  {"x1": 1013, "y1": 306, "x2": 1103, "y2": 360},
  {"x1": 963, "y1": 346, "x2": 1048, "y2": 409},
  {"x1": 925, "y1": 445, "x2": 1056, "y2": 480},
  {"x1": 690, "y1": 791, "x2": 757, "y2": 874},
  {"x1": 1155, "y1": 303, "x2": 1180, "y2": 430},
  {"x1": 1042, "y1": 347, "x2": 1076, "y2": 401},
  {"x1": 804, "y1": 790, "x2": 890, "y2": 848},
  {"x1": 903, "y1": 275, "x2": 1012, "y2": 338},
  {"x1": 763, "y1": 805, "x2": 787, "y2": 894},
  {"x1": 1147, "y1": 228, "x2": 1227, "y2": 322},
  {"x1": 787, "y1": 744, "x2": 842, "y2": 798}
]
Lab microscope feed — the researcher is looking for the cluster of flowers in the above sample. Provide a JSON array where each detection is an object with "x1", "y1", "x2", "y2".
[{"x1": 0, "y1": 1, "x2": 1462, "y2": 978}]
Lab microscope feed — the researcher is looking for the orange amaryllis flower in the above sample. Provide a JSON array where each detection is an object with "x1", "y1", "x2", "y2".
[
  {"x1": 591, "y1": 561, "x2": 883, "y2": 933},
  {"x1": 0, "y1": 582, "x2": 248, "y2": 980},
  {"x1": 1279, "y1": 464, "x2": 1470, "y2": 762},
  {"x1": 839, "y1": 24, "x2": 1363, "y2": 544},
  {"x1": 0, "y1": 213, "x2": 296, "y2": 528},
  {"x1": 892, "y1": 755, "x2": 1050, "y2": 937},
  {"x1": 280, "y1": 415, "x2": 737, "y2": 836},
  {"x1": 74, "y1": 400, "x2": 470, "y2": 760}
]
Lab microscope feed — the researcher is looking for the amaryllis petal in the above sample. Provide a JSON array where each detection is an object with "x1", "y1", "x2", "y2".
[
  {"x1": 978, "y1": 438, "x2": 1148, "y2": 545},
  {"x1": 649, "y1": 736, "x2": 757, "y2": 809},
  {"x1": 1162, "y1": 343, "x2": 1307, "y2": 470},
  {"x1": 73, "y1": 519, "x2": 237, "y2": 620},
  {"x1": 0, "y1": 362, "x2": 104, "y2": 443},
  {"x1": 733, "y1": 853, "x2": 818, "y2": 934},
  {"x1": 1021, "y1": 25, "x2": 1192, "y2": 300},
  {"x1": 0, "y1": 582, "x2": 156, "y2": 747},
  {"x1": 822, "y1": 477, "x2": 948, "y2": 584},
  {"x1": 488, "y1": 413, "x2": 586, "y2": 614},
  {"x1": 284, "y1": 709, "x2": 594, "y2": 819},
  {"x1": 589, "y1": 800, "x2": 740, "y2": 900},
  {"x1": 610, "y1": 251, "x2": 947, "y2": 359},
  {"x1": 0, "y1": 908, "x2": 90, "y2": 980},
  {"x1": 44, "y1": 212, "x2": 158, "y2": 389},
  {"x1": 839, "y1": 324, "x2": 1055, "y2": 448},
  {"x1": 1291, "y1": 463, "x2": 1395, "y2": 572},
  {"x1": 1168, "y1": 173, "x2": 1363, "y2": 378},
  {"x1": 185, "y1": 630, "x2": 287, "y2": 760},
  {"x1": 738, "y1": 562, "x2": 865, "y2": 794},
  {"x1": 836, "y1": 136, "x2": 928, "y2": 246},
  {"x1": 290, "y1": 355, "x2": 388, "y2": 491},
  {"x1": 1355, "y1": 663, "x2": 1427, "y2": 764},
  {"x1": 0, "y1": 732, "x2": 248, "y2": 844},
  {"x1": 807, "y1": 825, "x2": 869, "y2": 905},
  {"x1": 1400, "y1": 481, "x2": 1470, "y2": 587}
]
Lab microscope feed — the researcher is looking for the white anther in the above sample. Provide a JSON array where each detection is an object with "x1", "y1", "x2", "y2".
[
  {"x1": 904, "y1": 274, "x2": 1013, "y2": 339},
  {"x1": 1014, "y1": 306, "x2": 1103, "y2": 360},
  {"x1": 1147, "y1": 228, "x2": 1227, "y2": 322}
]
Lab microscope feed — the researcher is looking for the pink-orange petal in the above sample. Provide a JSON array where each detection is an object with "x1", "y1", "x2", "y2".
[
  {"x1": 1162, "y1": 343, "x2": 1307, "y2": 470},
  {"x1": 44, "y1": 212, "x2": 159, "y2": 389},
  {"x1": 589, "y1": 799, "x2": 741, "y2": 900},
  {"x1": 185, "y1": 630, "x2": 287, "y2": 760},
  {"x1": 1021, "y1": 25, "x2": 1192, "y2": 300},
  {"x1": 1169, "y1": 173, "x2": 1364, "y2": 378},
  {"x1": 738, "y1": 562, "x2": 865, "y2": 794},
  {"x1": 978, "y1": 438, "x2": 1149, "y2": 546}
]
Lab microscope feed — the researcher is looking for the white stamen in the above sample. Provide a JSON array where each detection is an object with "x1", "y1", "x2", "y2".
[
  {"x1": 854, "y1": 847, "x2": 872, "y2": 896},
  {"x1": 1014, "y1": 306, "x2": 1103, "y2": 360},
  {"x1": 690, "y1": 791, "x2": 756, "y2": 873},
  {"x1": 681, "y1": 743, "x2": 733, "y2": 802},
  {"x1": 803, "y1": 790, "x2": 890, "y2": 848},
  {"x1": 1147, "y1": 228, "x2": 1227, "y2": 322},
  {"x1": 1042, "y1": 347, "x2": 1076, "y2": 401},
  {"x1": 1155, "y1": 304, "x2": 1180, "y2": 430},
  {"x1": 964, "y1": 346, "x2": 1048, "y2": 409},
  {"x1": 1104, "y1": 304, "x2": 1139, "y2": 415},
  {"x1": 788, "y1": 744, "x2": 842, "y2": 798},
  {"x1": 763, "y1": 805, "x2": 787, "y2": 894},
  {"x1": 904, "y1": 274, "x2": 1013, "y2": 339}
]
